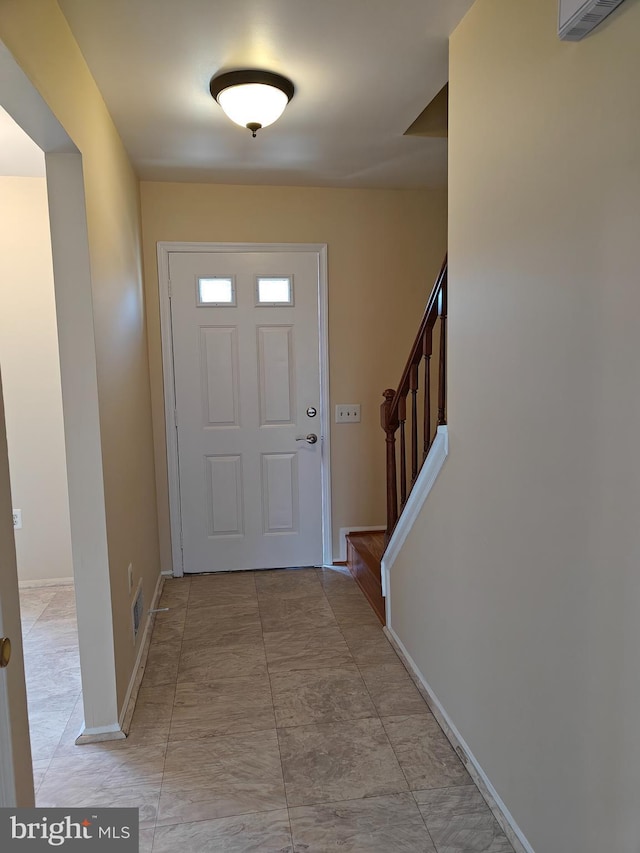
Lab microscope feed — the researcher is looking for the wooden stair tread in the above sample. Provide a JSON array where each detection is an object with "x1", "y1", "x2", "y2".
[
  {"x1": 347, "y1": 530, "x2": 386, "y2": 564},
  {"x1": 345, "y1": 531, "x2": 386, "y2": 625}
]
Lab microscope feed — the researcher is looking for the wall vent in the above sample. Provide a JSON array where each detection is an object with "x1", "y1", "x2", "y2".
[
  {"x1": 131, "y1": 583, "x2": 144, "y2": 642},
  {"x1": 559, "y1": 0, "x2": 627, "y2": 40}
]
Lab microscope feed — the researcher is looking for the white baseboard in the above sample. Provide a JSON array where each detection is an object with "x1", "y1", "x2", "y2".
[
  {"x1": 118, "y1": 571, "x2": 165, "y2": 732},
  {"x1": 18, "y1": 577, "x2": 74, "y2": 589},
  {"x1": 75, "y1": 725, "x2": 126, "y2": 745},
  {"x1": 381, "y1": 425, "x2": 448, "y2": 597},
  {"x1": 338, "y1": 525, "x2": 385, "y2": 563},
  {"x1": 384, "y1": 624, "x2": 535, "y2": 853}
]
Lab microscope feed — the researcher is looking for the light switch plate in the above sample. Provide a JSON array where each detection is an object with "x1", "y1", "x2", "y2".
[{"x1": 335, "y1": 404, "x2": 361, "y2": 423}]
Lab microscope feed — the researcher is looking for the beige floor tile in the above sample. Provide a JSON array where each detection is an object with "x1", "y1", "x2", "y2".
[
  {"x1": 184, "y1": 601, "x2": 261, "y2": 630},
  {"x1": 188, "y1": 572, "x2": 257, "y2": 610},
  {"x1": 278, "y1": 717, "x2": 408, "y2": 807},
  {"x1": 125, "y1": 685, "x2": 174, "y2": 746},
  {"x1": 170, "y1": 674, "x2": 275, "y2": 740},
  {"x1": 263, "y1": 626, "x2": 354, "y2": 673},
  {"x1": 153, "y1": 810, "x2": 293, "y2": 852},
  {"x1": 22, "y1": 571, "x2": 508, "y2": 853},
  {"x1": 413, "y1": 785, "x2": 490, "y2": 817},
  {"x1": 327, "y1": 594, "x2": 382, "y2": 627},
  {"x1": 415, "y1": 786, "x2": 514, "y2": 850},
  {"x1": 159, "y1": 577, "x2": 191, "y2": 608},
  {"x1": 340, "y1": 624, "x2": 402, "y2": 666},
  {"x1": 178, "y1": 642, "x2": 268, "y2": 681},
  {"x1": 289, "y1": 793, "x2": 436, "y2": 852},
  {"x1": 151, "y1": 606, "x2": 188, "y2": 644},
  {"x1": 37, "y1": 589, "x2": 78, "y2": 621},
  {"x1": 139, "y1": 828, "x2": 155, "y2": 853},
  {"x1": 182, "y1": 611, "x2": 263, "y2": 648},
  {"x1": 158, "y1": 730, "x2": 286, "y2": 825},
  {"x1": 255, "y1": 568, "x2": 323, "y2": 600},
  {"x1": 38, "y1": 780, "x2": 161, "y2": 828},
  {"x1": 315, "y1": 567, "x2": 362, "y2": 595},
  {"x1": 421, "y1": 814, "x2": 514, "y2": 853},
  {"x1": 382, "y1": 714, "x2": 471, "y2": 790},
  {"x1": 31, "y1": 759, "x2": 51, "y2": 792},
  {"x1": 359, "y1": 662, "x2": 430, "y2": 716},
  {"x1": 141, "y1": 641, "x2": 181, "y2": 688},
  {"x1": 259, "y1": 596, "x2": 337, "y2": 633},
  {"x1": 42, "y1": 743, "x2": 167, "y2": 789},
  {"x1": 271, "y1": 665, "x2": 376, "y2": 728}
]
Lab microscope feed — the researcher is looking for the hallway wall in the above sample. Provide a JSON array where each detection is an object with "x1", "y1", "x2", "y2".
[
  {"x1": 0, "y1": 176, "x2": 73, "y2": 583},
  {"x1": 140, "y1": 182, "x2": 447, "y2": 568},
  {"x1": 0, "y1": 0, "x2": 160, "y2": 712},
  {"x1": 388, "y1": 1, "x2": 640, "y2": 851}
]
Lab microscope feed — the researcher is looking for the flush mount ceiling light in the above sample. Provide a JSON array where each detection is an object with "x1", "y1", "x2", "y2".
[{"x1": 209, "y1": 70, "x2": 295, "y2": 137}]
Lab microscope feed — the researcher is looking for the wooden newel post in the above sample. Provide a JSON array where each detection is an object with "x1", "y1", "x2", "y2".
[{"x1": 381, "y1": 389, "x2": 398, "y2": 542}]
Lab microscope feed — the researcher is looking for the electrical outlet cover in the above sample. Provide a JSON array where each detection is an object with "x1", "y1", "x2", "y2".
[{"x1": 12, "y1": 509, "x2": 22, "y2": 530}]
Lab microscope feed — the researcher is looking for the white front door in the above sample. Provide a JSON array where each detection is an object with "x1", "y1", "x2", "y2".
[{"x1": 169, "y1": 250, "x2": 325, "y2": 573}]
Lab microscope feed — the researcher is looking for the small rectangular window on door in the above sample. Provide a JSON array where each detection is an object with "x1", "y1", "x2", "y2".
[
  {"x1": 197, "y1": 276, "x2": 236, "y2": 306},
  {"x1": 256, "y1": 276, "x2": 293, "y2": 306}
]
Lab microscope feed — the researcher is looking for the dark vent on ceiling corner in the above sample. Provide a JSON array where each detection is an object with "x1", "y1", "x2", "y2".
[{"x1": 559, "y1": 0, "x2": 627, "y2": 40}]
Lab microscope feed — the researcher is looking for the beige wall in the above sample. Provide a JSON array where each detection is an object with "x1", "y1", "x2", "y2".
[
  {"x1": 140, "y1": 182, "x2": 447, "y2": 567},
  {"x1": 0, "y1": 1, "x2": 160, "y2": 709},
  {"x1": 388, "y1": 2, "x2": 640, "y2": 852},
  {"x1": 0, "y1": 176, "x2": 73, "y2": 583}
]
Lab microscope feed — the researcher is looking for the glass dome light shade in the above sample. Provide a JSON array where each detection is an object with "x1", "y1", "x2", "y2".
[
  {"x1": 210, "y1": 71, "x2": 295, "y2": 135},
  {"x1": 217, "y1": 82, "x2": 289, "y2": 130}
]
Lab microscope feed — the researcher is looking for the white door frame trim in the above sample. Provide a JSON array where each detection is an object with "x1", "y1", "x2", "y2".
[{"x1": 157, "y1": 241, "x2": 332, "y2": 576}]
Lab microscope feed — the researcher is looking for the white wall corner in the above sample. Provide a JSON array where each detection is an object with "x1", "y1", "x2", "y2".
[
  {"x1": 381, "y1": 425, "x2": 448, "y2": 599},
  {"x1": 384, "y1": 624, "x2": 535, "y2": 853},
  {"x1": 75, "y1": 572, "x2": 165, "y2": 744}
]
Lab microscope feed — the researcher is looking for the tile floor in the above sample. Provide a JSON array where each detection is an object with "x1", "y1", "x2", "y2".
[{"x1": 21, "y1": 568, "x2": 515, "y2": 852}]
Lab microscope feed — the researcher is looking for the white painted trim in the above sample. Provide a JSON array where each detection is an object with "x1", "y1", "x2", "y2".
[
  {"x1": 75, "y1": 725, "x2": 126, "y2": 745},
  {"x1": 384, "y1": 624, "x2": 535, "y2": 853},
  {"x1": 338, "y1": 526, "x2": 385, "y2": 563},
  {"x1": 381, "y1": 425, "x2": 448, "y2": 598},
  {"x1": 157, "y1": 242, "x2": 332, "y2": 574},
  {"x1": 18, "y1": 577, "x2": 73, "y2": 589}
]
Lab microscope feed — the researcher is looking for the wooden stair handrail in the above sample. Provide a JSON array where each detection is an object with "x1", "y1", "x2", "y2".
[{"x1": 381, "y1": 255, "x2": 448, "y2": 542}]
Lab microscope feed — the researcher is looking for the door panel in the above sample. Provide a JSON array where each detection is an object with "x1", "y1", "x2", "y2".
[{"x1": 169, "y1": 251, "x2": 323, "y2": 572}]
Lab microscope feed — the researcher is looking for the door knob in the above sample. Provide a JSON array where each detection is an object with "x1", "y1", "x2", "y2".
[
  {"x1": 0, "y1": 637, "x2": 11, "y2": 669},
  {"x1": 296, "y1": 434, "x2": 318, "y2": 445}
]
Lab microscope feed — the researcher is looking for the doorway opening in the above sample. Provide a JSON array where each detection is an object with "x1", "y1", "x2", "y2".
[
  {"x1": 0, "y1": 37, "x2": 122, "y2": 806},
  {"x1": 0, "y1": 106, "x2": 81, "y2": 791}
]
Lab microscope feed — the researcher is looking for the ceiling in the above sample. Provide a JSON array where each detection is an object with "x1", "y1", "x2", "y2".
[
  {"x1": 0, "y1": 105, "x2": 45, "y2": 177},
  {"x1": 58, "y1": 0, "x2": 474, "y2": 189}
]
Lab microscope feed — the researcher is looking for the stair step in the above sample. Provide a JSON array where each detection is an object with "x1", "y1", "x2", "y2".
[{"x1": 346, "y1": 531, "x2": 386, "y2": 625}]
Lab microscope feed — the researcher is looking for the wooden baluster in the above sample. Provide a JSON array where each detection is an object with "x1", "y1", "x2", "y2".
[
  {"x1": 398, "y1": 395, "x2": 407, "y2": 506},
  {"x1": 423, "y1": 329, "x2": 432, "y2": 457},
  {"x1": 437, "y1": 283, "x2": 447, "y2": 426},
  {"x1": 410, "y1": 364, "x2": 418, "y2": 483},
  {"x1": 381, "y1": 389, "x2": 398, "y2": 540}
]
